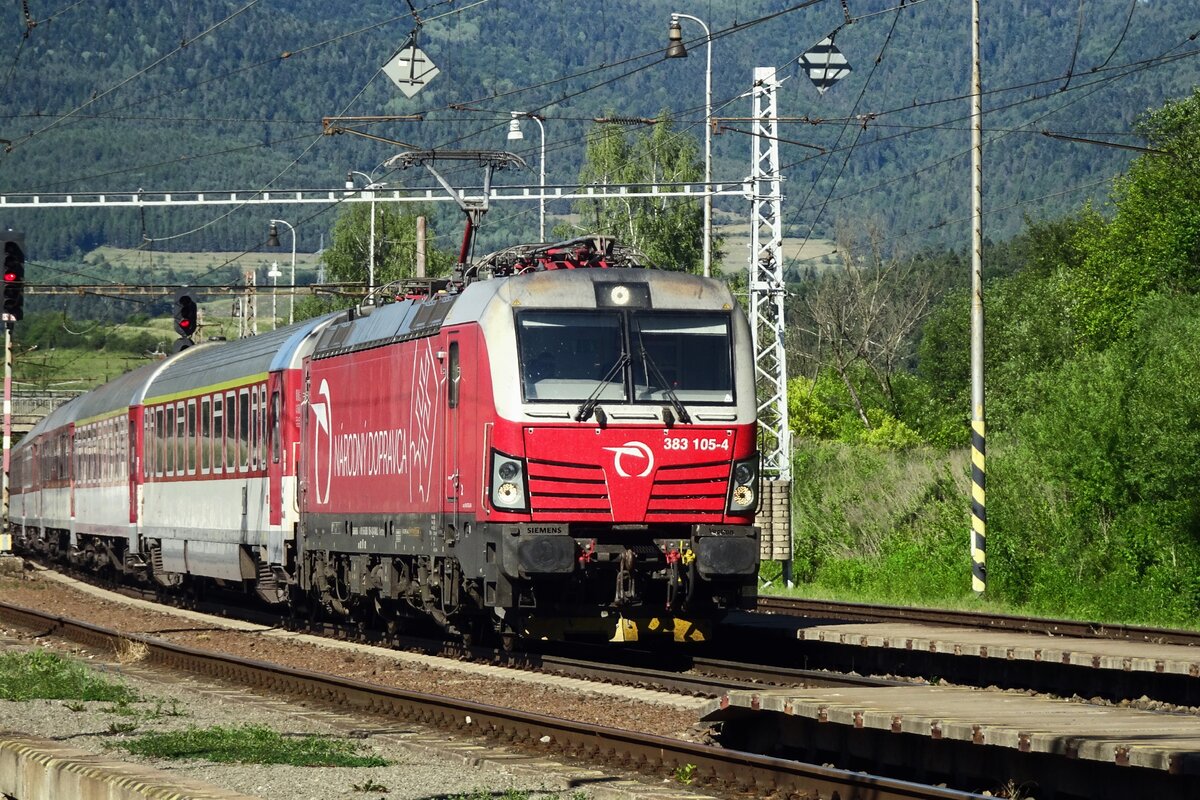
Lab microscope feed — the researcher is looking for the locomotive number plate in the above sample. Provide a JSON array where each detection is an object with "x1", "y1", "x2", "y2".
[{"x1": 663, "y1": 435, "x2": 731, "y2": 452}]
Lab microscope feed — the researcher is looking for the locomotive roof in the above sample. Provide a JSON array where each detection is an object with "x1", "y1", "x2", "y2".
[
  {"x1": 144, "y1": 314, "x2": 332, "y2": 404},
  {"x1": 313, "y1": 267, "x2": 736, "y2": 360},
  {"x1": 312, "y1": 293, "x2": 459, "y2": 359},
  {"x1": 447, "y1": 265, "x2": 737, "y2": 319}
]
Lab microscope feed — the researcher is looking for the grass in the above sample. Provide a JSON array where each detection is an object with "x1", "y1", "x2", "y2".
[
  {"x1": 115, "y1": 724, "x2": 388, "y2": 767},
  {"x1": 766, "y1": 438, "x2": 1200, "y2": 631},
  {"x1": 0, "y1": 650, "x2": 138, "y2": 702},
  {"x1": 86, "y1": 246, "x2": 323, "y2": 277}
]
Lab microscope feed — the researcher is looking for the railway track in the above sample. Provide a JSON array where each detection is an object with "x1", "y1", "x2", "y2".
[
  {"x1": 754, "y1": 595, "x2": 1200, "y2": 646},
  {"x1": 9, "y1": 565, "x2": 1198, "y2": 798},
  {"x1": 22, "y1": 560, "x2": 900, "y2": 699},
  {"x1": 0, "y1": 601, "x2": 984, "y2": 800},
  {"x1": 740, "y1": 595, "x2": 1200, "y2": 707}
]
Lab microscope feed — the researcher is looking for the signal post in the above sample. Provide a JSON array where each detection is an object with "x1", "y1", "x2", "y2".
[
  {"x1": 1, "y1": 233, "x2": 25, "y2": 554},
  {"x1": 173, "y1": 293, "x2": 197, "y2": 350}
]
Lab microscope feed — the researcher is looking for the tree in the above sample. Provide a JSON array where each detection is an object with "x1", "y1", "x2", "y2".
[
  {"x1": 320, "y1": 203, "x2": 454, "y2": 288},
  {"x1": 796, "y1": 223, "x2": 935, "y2": 428},
  {"x1": 293, "y1": 204, "x2": 455, "y2": 323},
  {"x1": 1065, "y1": 88, "x2": 1200, "y2": 348},
  {"x1": 568, "y1": 114, "x2": 721, "y2": 273}
]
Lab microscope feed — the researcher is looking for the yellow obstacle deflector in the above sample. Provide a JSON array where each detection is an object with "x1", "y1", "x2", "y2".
[{"x1": 521, "y1": 613, "x2": 709, "y2": 643}]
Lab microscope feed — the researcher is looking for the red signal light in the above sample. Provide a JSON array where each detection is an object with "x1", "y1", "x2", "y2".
[{"x1": 3, "y1": 272, "x2": 15, "y2": 282}]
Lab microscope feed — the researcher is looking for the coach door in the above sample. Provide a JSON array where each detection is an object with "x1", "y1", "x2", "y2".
[
  {"x1": 266, "y1": 372, "x2": 284, "y2": 532},
  {"x1": 128, "y1": 412, "x2": 138, "y2": 524},
  {"x1": 443, "y1": 336, "x2": 463, "y2": 535},
  {"x1": 68, "y1": 425, "x2": 76, "y2": 521}
]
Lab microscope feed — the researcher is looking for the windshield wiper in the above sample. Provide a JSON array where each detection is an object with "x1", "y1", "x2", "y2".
[
  {"x1": 575, "y1": 352, "x2": 629, "y2": 422},
  {"x1": 637, "y1": 338, "x2": 692, "y2": 424}
]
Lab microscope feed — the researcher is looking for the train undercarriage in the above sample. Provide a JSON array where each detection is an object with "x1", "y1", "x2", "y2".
[{"x1": 12, "y1": 522, "x2": 757, "y2": 645}]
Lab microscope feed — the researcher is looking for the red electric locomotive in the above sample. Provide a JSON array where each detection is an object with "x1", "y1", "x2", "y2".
[{"x1": 11, "y1": 235, "x2": 760, "y2": 643}]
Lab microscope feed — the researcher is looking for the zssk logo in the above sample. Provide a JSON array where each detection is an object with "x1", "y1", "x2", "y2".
[
  {"x1": 604, "y1": 441, "x2": 654, "y2": 478},
  {"x1": 310, "y1": 379, "x2": 333, "y2": 504}
]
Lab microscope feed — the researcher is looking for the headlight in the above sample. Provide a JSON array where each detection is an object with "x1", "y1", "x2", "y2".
[
  {"x1": 726, "y1": 454, "x2": 759, "y2": 514},
  {"x1": 491, "y1": 450, "x2": 529, "y2": 512}
]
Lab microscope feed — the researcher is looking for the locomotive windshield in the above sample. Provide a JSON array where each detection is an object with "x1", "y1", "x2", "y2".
[{"x1": 517, "y1": 310, "x2": 733, "y2": 404}]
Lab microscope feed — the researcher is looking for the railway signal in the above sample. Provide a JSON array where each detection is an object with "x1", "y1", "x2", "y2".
[
  {"x1": 2, "y1": 235, "x2": 25, "y2": 322},
  {"x1": 172, "y1": 294, "x2": 197, "y2": 349}
]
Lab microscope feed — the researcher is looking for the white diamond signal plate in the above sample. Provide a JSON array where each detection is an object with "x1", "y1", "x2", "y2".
[
  {"x1": 799, "y1": 38, "x2": 852, "y2": 95},
  {"x1": 383, "y1": 45, "x2": 440, "y2": 97}
]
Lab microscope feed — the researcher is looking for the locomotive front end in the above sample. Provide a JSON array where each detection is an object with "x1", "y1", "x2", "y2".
[{"x1": 481, "y1": 266, "x2": 759, "y2": 641}]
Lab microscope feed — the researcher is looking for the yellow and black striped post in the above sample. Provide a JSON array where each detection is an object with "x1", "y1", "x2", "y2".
[
  {"x1": 970, "y1": 418, "x2": 986, "y2": 594},
  {"x1": 969, "y1": 0, "x2": 987, "y2": 596}
]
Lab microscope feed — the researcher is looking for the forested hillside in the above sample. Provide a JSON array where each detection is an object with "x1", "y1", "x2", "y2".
[{"x1": 1, "y1": 0, "x2": 1196, "y2": 262}]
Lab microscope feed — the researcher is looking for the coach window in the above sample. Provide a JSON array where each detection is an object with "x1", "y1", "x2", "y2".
[
  {"x1": 200, "y1": 397, "x2": 211, "y2": 474},
  {"x1": 249, "y1": 386, "x2": 260, "y2": 471},
  {"x1": 186, "y1": 399, "x2": 198, "y2": 475},
  {"x1": 155, "y1": 407, "x2": 165, "y2": 477},
  {"x1": 155, "y1": 407, "x2": 164, "y2": 478},
  {"x1": 175, "y1": 402, "x2": 186, "y2": 476},
  {"x1": 143, "y1": 417, "x2": 151, "y2": 479},
  {"x1": 165, "y1": 405, "x2": 176, "y2": 476},
  {"x1": 239, "y1": 389, "x2": 250, "y2": 472},
  {"x1": 270, "y1": 390, "x2": 281, "y2": 464},
  {"x1": 212, "y1": 395, "x2": 224, "y2": 474},
  {"x1": 225, "y1": 393, "x2": 237, "y2": 472},
  {"x1": 260, "y1": 388, "x2": 268, "y2": 470}
]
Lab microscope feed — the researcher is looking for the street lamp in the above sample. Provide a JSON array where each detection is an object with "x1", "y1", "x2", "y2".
[
  {"x1": 267, "y1": 262, "x2": 282, "y2": 330},
  {"x1": 266, "y1": 219, "x2": 295, "y2": 325},
  {"x1": 666, "y1": 12, "x2": 713, "y2": 277},
  {"x1": 507, "y1": 112, "x2": 547, "y2": 242},
  {"x1": 345, "y1": 170, "x2": 387, "y2": 301}
]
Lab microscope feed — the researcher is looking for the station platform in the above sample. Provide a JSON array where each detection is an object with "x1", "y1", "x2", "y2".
[
  {"x1": 702, "y1": 685, "x2": 1200, "y2": 799},
  {"x1": 0, "y1": 733, "x2": 261, "y2": 800},
  {"x1": 729, "y1": 608, "x2": 1200, "y2": 676}
]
